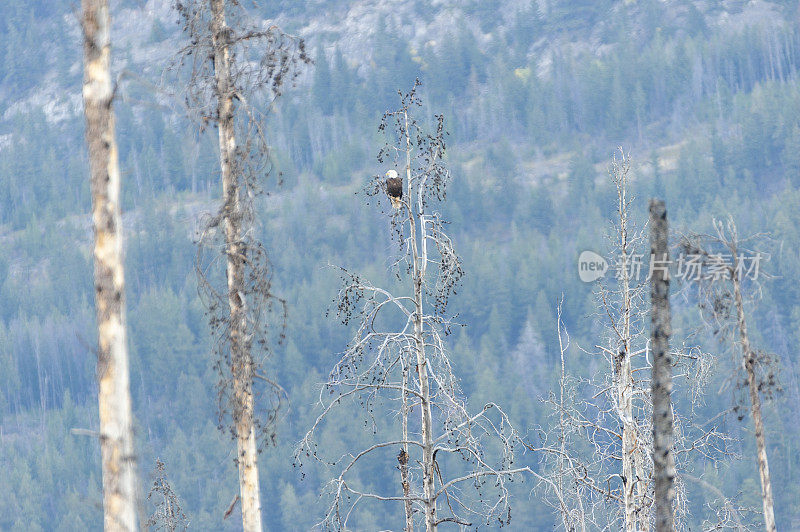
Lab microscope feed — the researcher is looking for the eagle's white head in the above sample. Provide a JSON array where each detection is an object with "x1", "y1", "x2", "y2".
[{"x1": 385, "y1": 169, "x2": 403, "y2": 209}]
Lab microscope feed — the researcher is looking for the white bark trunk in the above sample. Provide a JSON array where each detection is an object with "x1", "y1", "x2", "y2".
[
  {"x1": 618, "y1": 347, "x2": 638, "y2": 532},
  {"x1": 82, "y1": 1, "x2": 139, "y2": 529},
  {"x1": 616, "y1": 168, "x2": 648, "y2": 532},
  {"x1": 405, "y1": 112, "x2": 437, "y2": 531},
  {"x1": 732, "y1": 268, "x2": 776, "y2": 532},
  {"x1": 400, "y1": 362, "x2": 414, "y2": 532},
  {"x1": 618, "y1": 224, "x2": 637, "y2": 532},
  {"x1": 210, "y1": 1, "x2": 262, "y2": 530},
  {"x1": 414, "y1": 287, "x2": 436, "y2": 532}
]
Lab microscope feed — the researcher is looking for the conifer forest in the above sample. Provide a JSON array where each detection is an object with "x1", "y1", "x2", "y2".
[{"x1": 2, "y1": 0, "x2": 800, "y2": 530}]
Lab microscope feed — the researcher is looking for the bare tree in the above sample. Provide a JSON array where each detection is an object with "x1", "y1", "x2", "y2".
[
  {"x1": 534, "y1": 299, "x2": 589, "y2": 532},
  {"x1": 555, "y1": 153, "x2": 655, "y2": 531},
  {"x1": 145, "y1": 459, "x2": 189, "y2": 531},
  {"x1": 649, "y1": 198, "x2": 676, "y2": 532},
  {"x1": 81, "y1": 1, "x2": 139, "y2": 529},
  {"x1": 534, "y1": 152, "x2": 731, "y2": 531},
  {"x1": 683, "y1": 473, "x2": 757, "y2": 532},
  {"x1": 613, "y1": 156, "x2": 651, "y2": 532},
  {"x1": 296, "y1": 81, "x2": 532, "y2": 531},
  {"x1": 680, "y1": 218, "x2": 780, "y2": 532},
  {"x1": 174, "y1": 2, "x2": 308, "y2": 530}
]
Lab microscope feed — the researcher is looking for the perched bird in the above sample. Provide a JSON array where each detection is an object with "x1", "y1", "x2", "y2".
[{"x1": 385, "y1": 169, "x2": 403, "y2": 209}]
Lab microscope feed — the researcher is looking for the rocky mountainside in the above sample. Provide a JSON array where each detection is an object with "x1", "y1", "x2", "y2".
[{"x1": 3, "y1": 1, "x2": 800, "y2": 530}]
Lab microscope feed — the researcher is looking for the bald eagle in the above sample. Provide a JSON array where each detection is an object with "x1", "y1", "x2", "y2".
[{"x1": 385, "y1": 170, "x2": 403, "y2": 209}]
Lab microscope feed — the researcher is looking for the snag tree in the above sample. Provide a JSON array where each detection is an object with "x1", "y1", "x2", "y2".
[
  {"x1": 81, "y1": 0, "x2": 139, "y2": 529},
  {"x1": 175, "y1": 1, "x2": 308, "y2": 529},
  {"x1": 297, "y1": 81, "x2": 532, "y2": 531},
  {"x1": 680, "y1": 218, "x2": 779, "y2": 532}
]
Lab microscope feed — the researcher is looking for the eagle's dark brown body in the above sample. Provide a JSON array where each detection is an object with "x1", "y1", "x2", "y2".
[{"x1": 386, "y1": 170, "x2": 403, "y2": 209}]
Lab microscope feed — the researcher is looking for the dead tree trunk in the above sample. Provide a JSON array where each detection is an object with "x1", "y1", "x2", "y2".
[
  {"x1": 81, "y1": 0, "x2": 139, "y2": 529},
  {"x1": 405, "y1": 109, "x2": 437, "y2": 531},
  {"x1": 209, "y1": 1, "x2": 262, "y2": 530},
  {"x1": 732, "y1": 257, "x2": 776, "y2": 532},
  {"x1": 297, "y1": 82, "x2": 529, "y2": 530},
  {"x1": 649, "y1": 199, "x2": 675, "y2": 532},
  {"x1": 176, "y1": 2, "x2": 306, "y2": 528},
  {"x1": 399, "y1": 361, "x2": 414, "y2": 532},
  {"x1": 617, "y1": 271, "x2": 648, "y2": 532},
  {"x1": 414, "y1": 285, "x2": 436, "y2": 531},
  {"x1": 613, "y1": 161, "x2": 648, "y2": 532},
  {"x1": 680, "y1": 218, "x2": 778, "y2": 532}
]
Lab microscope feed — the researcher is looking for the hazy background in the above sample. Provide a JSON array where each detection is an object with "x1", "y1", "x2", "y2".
[{"x1": 1, "y1": 0, "x2": 800, "y2": 529}]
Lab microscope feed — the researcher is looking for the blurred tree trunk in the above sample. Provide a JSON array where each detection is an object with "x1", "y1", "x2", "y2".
[
  {"x1": 81, "y1": 0, "x2": 139, "y2": 529},
  {"x1": 209, "y1": 1, "x2": 262, "y2": 530},
  {"x1": 649, "y1": 199, "x2": 675, "y2": 532}
]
